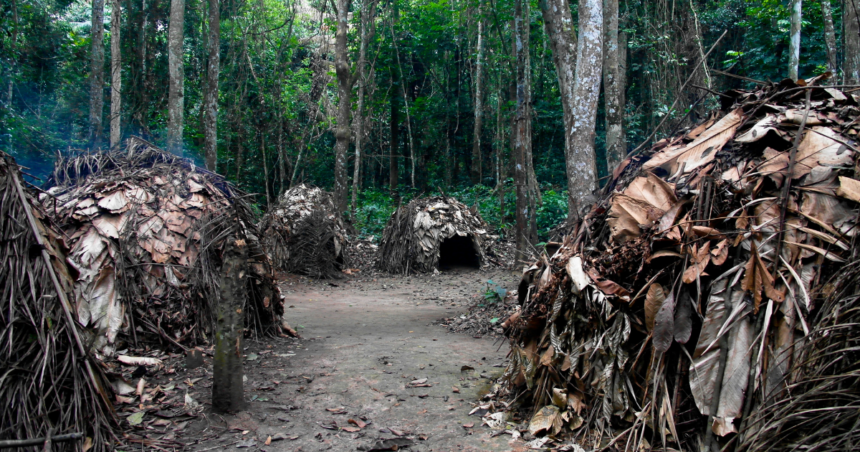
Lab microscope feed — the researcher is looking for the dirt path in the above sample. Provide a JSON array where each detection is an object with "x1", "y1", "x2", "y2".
[{"x1": 186, "y1": 268, "x2": 521, "y2": 452}]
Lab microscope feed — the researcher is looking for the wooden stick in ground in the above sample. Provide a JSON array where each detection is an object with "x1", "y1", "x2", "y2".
[
  {"x1": 212, "y1": 235, "x2": 247, "y2": 412},
  {"x1": 630, "y1": 30, "x2": 728, "y2": 155}
]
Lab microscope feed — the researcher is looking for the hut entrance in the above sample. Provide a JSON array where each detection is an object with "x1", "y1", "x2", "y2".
[{"x1": 438, "y1": 235, "x2": 480, "y2": 269}]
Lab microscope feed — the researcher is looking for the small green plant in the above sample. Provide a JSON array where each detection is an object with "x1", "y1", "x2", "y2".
[{"x1": 483, "y1": 279, "x2": 507, "y2": 303}]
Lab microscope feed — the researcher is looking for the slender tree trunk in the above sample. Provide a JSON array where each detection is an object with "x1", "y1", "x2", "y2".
[
  {"x1": 821, "y1": 0, "x2": 838, "y2": 76},
  {"x1": 389, "y1": 22, "x2": 415, "y2": 188},
  {"x1": 566, "y1": 0, "x2": 602, "y2": 216},
  {"x1": 352, "y1": 0, "x2": 376, "y2": 217},
  {"x1": 789, "y1": 0, "x2": 801, "y2": 80},
  {"x1": 278, "y1": 114, "x2": 285, "y2": 194},
  {"x1": 846, "y1": 0, "x2": 860, "y2": 84},
  {"x1": 539, "y1": 0, "x2": 576, "y2": 172},
  {"x1": 204, "y1": 0, "x2": 219, "y2": 170},
  {"x1": 389, "y1": 83, "x2": 400, "y2": 197},
  {"x1": 110, "y1": 0, "x2": 121, "y2": 148},
  {"x1": 471, "y1": 6, "x2": 484, "y2": 185},
  {"x1": 523, "y1": 0, "x2": 538, "y2": 241},
  {"x1": 514, "y1": 0, "x2": 532, "y2": 264},
  {"x1": 90, "y1": 0, "x2": 105, "y2": 149},
  {"x1": 167, "y1": 0, "x2": 185, "y2": 154},
  {"x1": 332, "y1": 0, "x2": 354, "y2": 215},
  {"x1": 212, "y1": 236, "x2": 246, "y2": 413},
  {"x1": 604, "y1": 0, "x2": 624, "y2": 172},
  {"x1": 261, "y1": 132, "x2": 270, "y2": 209}
]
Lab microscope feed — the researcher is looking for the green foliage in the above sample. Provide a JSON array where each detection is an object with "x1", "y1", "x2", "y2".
[{"x1": 482, "y1": 279, "x2": 507, "y2": 303}]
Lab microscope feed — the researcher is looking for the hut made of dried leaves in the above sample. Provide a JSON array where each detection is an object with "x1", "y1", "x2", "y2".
[
  {"x1": 376, "y1": 196, "x2": 490, "y2": 274},
  {"x1": 1, "y1": 151, "x2": 117, "y2": 451},
  {"x1": 259, "y1": 184, "x2": 347, "y2": 278},
  {"x1": 40, "y1": 137, "x2": 285, "y2": 356},
  {"x1": 493, "y1": 76, "x2": 860, "y2": 451}
]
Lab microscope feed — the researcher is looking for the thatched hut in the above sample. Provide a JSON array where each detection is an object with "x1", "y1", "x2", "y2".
[
  {"x1": 259, "y1": 184, "x2": 347, "y2": 278},
  {"x1": 1, "y1": 151, "x2": 117, "y2": 451},
  {"x1": 40, "y1": 137, "x2": 285, "y2": 356},
  {"x1": 490, "y1": 77, "x2": 860, "y2": 451},
  {"x1": 376, "y1": 196, "x2": 490, "y2": 274}
]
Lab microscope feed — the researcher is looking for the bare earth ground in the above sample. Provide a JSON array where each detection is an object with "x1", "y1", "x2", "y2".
[{"x1": 171, "y1": 267, "x2": 523, "y2": 452}]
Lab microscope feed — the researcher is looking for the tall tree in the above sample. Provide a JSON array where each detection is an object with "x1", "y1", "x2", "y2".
[
  {"x1": 514, "y1": 0, "x2": 532, "y2": 263},
  {"x1": 167, "y1": 0, "x2": 185, "y2": 154},
  {"x1": 846, "y1": 0, "x2": 860, "y2": 84},
  {"x1": 603, "y1": 0, "x2": 624, "y2": 172},
  {"x1": 539, "y1": 0, "x2": 577, "y2": 172},
  {"x1": 110, "y1": 0, "x2": 121, "y2": 148},
  {"x1": 332, "y1": 0, "x2": 355, "y2": 214},
  {"x1": 204, "y1": 0, "x2": 219, "y2": 170},
  {"x1": 470, "y1": 3, "x2": 484, "y2": 185},
  {"x1": 821, "y1": 0, "x2": 838, "y2": 76},
  {"x1": 788, "y1": 0, "x2": 801, "y2": 80},
  {"x1": 351, "y1": 0, "x2": 377, "y2": 216},
  {"x1": 389, "y1": 4, "x2": 400, "y2": 197},
  {"x1": 565, "y1": 0, "x2": 602, "y2": 215},
  {"x1": 89, "y1": 0, "x2": 106, "y2": 149}
]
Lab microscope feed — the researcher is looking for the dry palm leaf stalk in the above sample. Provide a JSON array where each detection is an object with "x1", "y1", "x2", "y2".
[
  {"x1": 376, "y1": 196, "x2": 491, "y2": 274},
  {"x1": 1, "y1": 151, "x2": 117, "y2": 451},
  {"x1": 491, "y1": 75, "x2": 860, "y2": 451},
  {"x1": 259, "y1": 184, "x2": 347, "y2": 278},
  {"x1": 40, "y1": 137, "x2": 287, "y2": 357}
]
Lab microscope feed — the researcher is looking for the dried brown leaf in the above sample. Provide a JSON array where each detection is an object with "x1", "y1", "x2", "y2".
[
  {"x1": 653, "y1": 291, "x2": 676, "y2": 353},
  {"x1": 645, "y1": 284, "x2": 666, "y2": 331}
]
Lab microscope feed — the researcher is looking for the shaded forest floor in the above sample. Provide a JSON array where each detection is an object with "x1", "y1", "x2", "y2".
[{"x1": 147, "y1": 266, "x2": 524, "y2": 451}]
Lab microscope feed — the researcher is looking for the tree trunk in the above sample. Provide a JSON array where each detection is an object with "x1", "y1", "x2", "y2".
[
  {"x1": 471, "y1": 7, "x2": 484, "y2": 185},
  {"x1": 90, "y1": 0, "x2": 105, "y2": 149},
  {"x1": 539, "y1": 0, "x2": 576, "y2": 173},
  {"x1": 110, "y1": 0, "x2": 121, "y2": 148},
  {"x1": 167, "y1": 0, "x2": 185, "y2": 154},
  {"x1": 212, "y1": 236, "x2": 246, "y2": 413},
  {"x1": 389, "y1": 82, "x2": 400, "y2": 197},
  {"x1": 565, "y1": 0, "x2": 602, "y2": 216},
  {"x1": 523, "y1": 0, "x2": 538, "y2": 241},
  {"x1": 821, "y1": 0, "x2": 838, "y2": 76},
  {"x1": 788, "y1": 0, "x2": 801, "y2": 80},
  {"x1": 514, "y1": 0, "x2": 533, "y2": 264},
  {"x1": 603, "y1": 0, "x2": 624, "y2": 172},
  {"x1": 332, "y1": 0, "x2": 353, "y2": 215},
  {"x1": 204, "y1": 0, "x2": 219, "y2": 170},
  {"x1": 352, "y1": 0, "x2": 376, "y2": 217},
  {"x1": 846, "y1": 0, "x2": 860, "y2": 84}
]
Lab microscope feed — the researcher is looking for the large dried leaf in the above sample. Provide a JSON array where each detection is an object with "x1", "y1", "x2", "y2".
[
  {"x1": 674, "y1": 290, "x2": 693, "y2": 344},
  {"x1": 624, "y1": 172, "x2": 678, "y2": 212},
  {"x1": 735, "y1": 114, "x2": 782, "y2": 143},
  {"x1": 565, "y1": 256, "x2": 591, "y2": 295},
  {"x1": 645, "y1": 283, "x2": 665, "y2": 331},
  {"x1": 644, "y1": 108, "x2": 744, "y2": 175},
  {"x1": 836, "y1": 176, "x2": 860, "y2": 204},
  {"x1": 653, "y1": 291, "x2": 675, "y2": 353},
  {"x1": 607, "y1": 194, "x2": 667, "y2": 243},
  {"x1": 792, "y1": 127, "x2": 854, "y2": 179}
]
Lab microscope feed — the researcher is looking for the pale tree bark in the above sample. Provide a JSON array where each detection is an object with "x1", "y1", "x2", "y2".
[
  {"x1": 351, "y1": 0, "x2": 377, "y2": 217},
  {"x1": 821, "y1": 0, "x2": 838, "y2": 76},
  {"x1": 523, "y1": 0, "x2": 538, "y2": 240},
  {"x1": 167, "y1": 0, "x2": 185, "y2": 154},
  {"x1": 470, "y1": 5, "x2": 484, "y2": 185},
  {"x1": 539, "y1": 0, "x2": 576, "y2": 170},
  {"x1": 90, "y1": 0, "x2": 105, "y2": 149},
  {"x1": 332, "y1": 0, "x2": 355, "y2": 215},
  {"x1": 603, "y1": 0, "x2": 624, "y2": 173},
  {"x1": 110, "y1": 0, "x2": 121, "y2": 148},
  {"x1": 566, "y1": 0, "x2": 602, "y2": 216},
  {"x1": 788, "y1": 0, "x2": 801, "y2": 81},
  {"x1": 846, "y1": 0, "x2": 860, "y2": 84},
  {"x1": 514, "y1": 0, "x2": 533, "y2": 264},
  {"x1": 204, "y1": 0, "x2": 219, "y2": 170}
]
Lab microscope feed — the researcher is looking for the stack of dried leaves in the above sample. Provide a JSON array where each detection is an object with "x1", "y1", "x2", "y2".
[
  {"x1": 259, "y1": 184, "x2": 346, "y2": 278},
  {"x1": 1, "y1": 151, "x2": 117, "y2": 451},
  {"x1": 377, "y1": 196, "x2": 490, "y2": 274},
  {"x1": 492, "y1": 75, "x2": 860, "y2": 451},
  {"x1": 40, "y1": 137, "x2": 286, "y2": 356}
]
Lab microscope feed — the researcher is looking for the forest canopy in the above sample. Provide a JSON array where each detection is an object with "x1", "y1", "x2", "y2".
[{"x1": 2, "y1": 0, "x2": 858, "y2": 246}]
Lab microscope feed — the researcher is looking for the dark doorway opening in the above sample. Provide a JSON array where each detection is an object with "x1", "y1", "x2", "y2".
[{"x1": 438, "y1": 235, "x2": 480, "y2": 270}]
